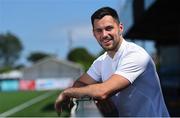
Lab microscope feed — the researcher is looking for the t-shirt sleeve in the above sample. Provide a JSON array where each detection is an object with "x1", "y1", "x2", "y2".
[
  {"x1": 87, "y1": 59, "x2": 101, "y2": 82},
  {"x1": 114, "y1": 51, "x2": 150, "y2": 83}
]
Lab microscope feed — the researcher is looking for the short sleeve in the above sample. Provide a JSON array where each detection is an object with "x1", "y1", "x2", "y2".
[
  {"x1": 87, "y1": 59, "x2": 101, "y2": 82},
  {"x1": 114, "y1": 51, "x2": 150, "y2": 83}
]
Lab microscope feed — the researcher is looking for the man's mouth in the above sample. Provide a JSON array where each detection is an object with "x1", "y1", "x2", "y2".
[{"x1": 102, "y1": 39, "x2": 112, "y2": 46}]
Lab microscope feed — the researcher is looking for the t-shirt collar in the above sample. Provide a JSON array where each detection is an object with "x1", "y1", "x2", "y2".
[{"x1": 109, "y1": 39, "x2": 126, "y2": 61}]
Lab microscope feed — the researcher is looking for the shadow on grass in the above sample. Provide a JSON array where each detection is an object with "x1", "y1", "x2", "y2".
[
  {"x1": 41, "y1": 103, "x2": 54, "y2": 111},
  {"x1": 41, "y1": 103, "x2": 70, "y2": 117}
]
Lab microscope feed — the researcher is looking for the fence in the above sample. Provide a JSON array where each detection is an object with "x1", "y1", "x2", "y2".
[{"x1": 70, "y1": 98, "x2": 102, "y2": 117}]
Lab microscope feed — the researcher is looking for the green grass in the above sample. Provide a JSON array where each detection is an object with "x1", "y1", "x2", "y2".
[
  {"x1": 0, "y1": 90, "x2": 70, "y2": 117},
  {"x1": 0, "y1": 91, "x2": 46, "y2": 113}
]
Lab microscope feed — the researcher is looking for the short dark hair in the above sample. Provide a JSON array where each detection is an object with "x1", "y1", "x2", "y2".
[{"x1": 91, "y1": 7, "x2": 120, "y2": 27}]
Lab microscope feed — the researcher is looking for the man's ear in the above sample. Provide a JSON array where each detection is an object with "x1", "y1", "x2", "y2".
[
  {"x1": 119, "y1": 23, "x2": 124, "y2": 35},
  {"x1": 119, "y1": 23, "x2": 124, "y2": 32}
]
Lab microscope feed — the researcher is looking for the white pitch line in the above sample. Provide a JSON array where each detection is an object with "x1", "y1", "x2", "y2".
[{"x1": 0, "y1": 91, "x2": 55, "y2": 117}]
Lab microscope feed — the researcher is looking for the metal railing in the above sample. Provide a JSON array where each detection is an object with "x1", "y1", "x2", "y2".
[{"x1": 70, "y1": 98, "x2": 102, "y2": 117}]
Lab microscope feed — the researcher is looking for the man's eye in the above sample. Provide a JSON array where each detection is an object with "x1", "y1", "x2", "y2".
[
  {"x1": 95, "y1": 29, "x2": 102, "y2": 33},
  {"x1": 106, "y1": 26, "x2": 113, "y2": 31}
]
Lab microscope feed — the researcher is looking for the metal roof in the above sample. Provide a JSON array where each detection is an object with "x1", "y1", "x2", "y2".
[{"x1": 124, "y1": 0, "x2": 180, "y2": 45}]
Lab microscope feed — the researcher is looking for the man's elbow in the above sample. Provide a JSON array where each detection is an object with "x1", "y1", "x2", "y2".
[
  {"x1": 99, "y1": 93, "x2": 108, "y2": 100},
  {"x1": 88, "y1": 84, "x2": 110, "y2": 100},
  {"x1": 94, "y1": 89, "x2": 109, "y2": 100}
]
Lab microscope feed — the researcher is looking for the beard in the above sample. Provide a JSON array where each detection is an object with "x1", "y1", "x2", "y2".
[
  {"x1": 101, "y1": 42, "x2": 119, "y2": 51},
  {"x1": 99, "y1": 37, "x2": 120, "y2": 51}
]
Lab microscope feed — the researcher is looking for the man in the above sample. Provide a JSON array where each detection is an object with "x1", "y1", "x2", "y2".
[{"x1": 55, "y1": 7, "x2": 169, "y2": 117}]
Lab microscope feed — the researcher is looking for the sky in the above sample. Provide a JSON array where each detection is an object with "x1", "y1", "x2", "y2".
[{"x1": 0, "y1": 0, "x2": 155, "y2": 65}]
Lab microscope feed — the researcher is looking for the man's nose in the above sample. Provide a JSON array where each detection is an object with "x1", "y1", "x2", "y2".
[{"x1": 102, "y1": 30, "x2": 108, "y2": 38}]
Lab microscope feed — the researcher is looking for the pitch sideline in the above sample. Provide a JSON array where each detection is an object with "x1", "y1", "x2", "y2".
[{"x1": 0, "y1": 91, "x2": 56, "y2": 117}]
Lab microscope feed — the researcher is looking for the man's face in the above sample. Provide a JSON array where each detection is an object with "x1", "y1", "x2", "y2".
[{"x1": 93, "y1": 15, "x2": 123, "y2": 51}]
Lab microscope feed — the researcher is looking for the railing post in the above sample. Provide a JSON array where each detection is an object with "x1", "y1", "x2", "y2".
[{"x1": 70, "y1": 98, "x2": 102, "y2": 117}]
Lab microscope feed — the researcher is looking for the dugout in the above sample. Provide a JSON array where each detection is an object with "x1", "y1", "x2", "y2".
[{"x1": 124, "y1": 0, "x2": 180, "y2": 116}]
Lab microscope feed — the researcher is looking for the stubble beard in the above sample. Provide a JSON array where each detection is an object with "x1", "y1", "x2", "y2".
[{"x1": 100, "y1": 39, "x2": 120, "y2": 52}]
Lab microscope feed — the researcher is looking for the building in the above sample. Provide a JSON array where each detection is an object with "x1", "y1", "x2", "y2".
[
  {"x1": 21, "y1": 57, "x2": 83, "y2": 90},
  {"x1": 0, "y1": 57, "x2": 83, "y2": 91},
  {"x1": 22, "y1": 57, "x2": 83, "y2": 80}
]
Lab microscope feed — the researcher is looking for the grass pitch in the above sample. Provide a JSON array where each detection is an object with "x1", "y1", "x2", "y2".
[{"x1": 0, "y1": 90, "x2": 69, "y2": 117}]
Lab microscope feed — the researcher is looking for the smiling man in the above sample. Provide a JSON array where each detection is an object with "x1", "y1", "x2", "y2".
[{"x1": 55, "y1": 7, "x2": 169, "y2": 117}]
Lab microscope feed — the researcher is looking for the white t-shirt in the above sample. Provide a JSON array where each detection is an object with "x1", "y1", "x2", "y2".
[{"x1": 87, "y1": 39, "x2": 169, "y2": 117}]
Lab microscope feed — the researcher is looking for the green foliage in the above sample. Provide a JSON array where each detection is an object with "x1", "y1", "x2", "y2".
[
  {"x1": 27, "y1": 52, "x2": 53, "y2": 63},
  {"x1": 0, "y1": 66, "x2": 12, "y2": 73},
  {"x1": 0, "y1": 32, "x2": 23, "y2": 67},
  {"x1": 14, "y1": 64, "x2": 25, "y2": 70},
  {"x1": 67, "y1": 47, "x2": 96, "y2": 71}
]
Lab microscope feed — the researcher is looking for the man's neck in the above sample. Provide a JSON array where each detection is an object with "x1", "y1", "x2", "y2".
[{"x1": 107, "y1": 37, "x2": 123, "y2": 58}]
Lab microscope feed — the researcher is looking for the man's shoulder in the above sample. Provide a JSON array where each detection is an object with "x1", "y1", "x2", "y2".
[
  {"x1": 121, "y1": 40, "x2": 151, "y2": 65},
  {"x1": 124, "y1": 40, "x2": 149, "y2": 56}
]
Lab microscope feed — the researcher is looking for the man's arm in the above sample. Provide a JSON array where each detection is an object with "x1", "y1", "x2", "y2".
[
  {"x1": 56, "y1": 74, "x2": 129, "y2": 116},
  {"x1": 55, "y1": 73, "x2": 130, "y2": 114},
  {"x1": 73, "y1": 73, "x2": 98, "y2": 87},
  {"x1": 55, "y1": 73, "x2": 97, "y2": 113},
  {"x1": 62, "y1": 74, "x2": 130, "y2": 100}
]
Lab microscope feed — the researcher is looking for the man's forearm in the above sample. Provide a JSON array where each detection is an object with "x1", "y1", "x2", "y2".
[
  {"x1": 63, "y1": 83, "x2": 107, "y2": 100},
  {"x1": 72, "y1": 80, "x2": 88, "y2": 87},
  {"x1": 63, "y1": 74, "x2": 130, "y2": 100}
]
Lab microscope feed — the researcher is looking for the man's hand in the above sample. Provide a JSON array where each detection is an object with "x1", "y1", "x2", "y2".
[
  {"x1": 95, "y1": 98, "x2": 119, "y2": 117},
  {"x1": 54, "y1": 91, "x2": 73, "y2": 116}
]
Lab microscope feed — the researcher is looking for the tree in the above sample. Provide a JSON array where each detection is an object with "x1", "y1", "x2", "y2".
[
  {"x1": 67, "y1": 47, "x2": 95, "y2": 71},
  {"x1": 0, "y1": 32, "x2": 23, "y2": 68},
  {"x1": 27, "y1": 52, "x2": 53, "y2": 63}
]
